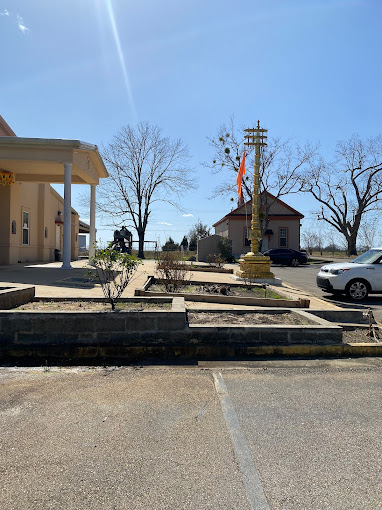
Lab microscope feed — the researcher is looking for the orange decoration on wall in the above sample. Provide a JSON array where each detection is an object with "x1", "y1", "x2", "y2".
[{"x1": 0, "y1": 171, "x2": 14, "y2": 186}]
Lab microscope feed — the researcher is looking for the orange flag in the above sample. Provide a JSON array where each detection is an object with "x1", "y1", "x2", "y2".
[{"x1": 236, "y1": 152, "x2": 246, "y2": 198}]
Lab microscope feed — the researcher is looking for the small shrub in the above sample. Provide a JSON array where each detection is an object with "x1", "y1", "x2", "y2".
[
  {"x1": 218, "y1": 237, "x2": 233, "y2": 262},
  {"x1": 206, "y1": 253, "x2": 225, "y2": 268},
  {"x1": 162, "y1": 237, "x2": 180, "y2": 251},
  {"x1": 90, "y1": 247, "x2": 141, "y2": 310},
  {"x1": 206, "y1": 253, "x2": 216, "y2": 266},
  {"x1": 156, "y1": 251, "x2": 191, "y2": 292}
]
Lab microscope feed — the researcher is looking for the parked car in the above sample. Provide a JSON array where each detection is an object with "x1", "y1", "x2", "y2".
[
  {"x1": 316, "y1": 248, "x2": 382, "y2": 300},
  {"x1": 263, "y1": 248, "x2": 308, "y2": 266}
]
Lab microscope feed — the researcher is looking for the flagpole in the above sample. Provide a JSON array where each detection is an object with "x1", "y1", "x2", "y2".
[{"x1": 235, "y1": 121, "x2": 276, "y2": 282}]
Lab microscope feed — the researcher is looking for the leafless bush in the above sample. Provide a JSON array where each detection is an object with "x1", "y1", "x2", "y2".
[
  {"x1": 206, "y1": 253, "x2": 225, "y2": 268},
  {"x1": 156, "y1": 251, "x2": 191, "y2": 292}
]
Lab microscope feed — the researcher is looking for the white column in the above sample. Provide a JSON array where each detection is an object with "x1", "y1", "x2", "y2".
[
  {"x1": 61, "y1": 162, "x2": 72, "y2": 269},
  {"x1": 89, "y1": 184, "x2": 96, "y2": 259}
]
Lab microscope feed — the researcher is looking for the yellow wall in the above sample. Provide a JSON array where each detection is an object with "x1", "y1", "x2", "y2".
[
  {"x1": 0, "y1": 182, "x2": 80, "y2": 264},
  {"x1": 0, "y1": 186, "x2": 11, "y2": 264}
]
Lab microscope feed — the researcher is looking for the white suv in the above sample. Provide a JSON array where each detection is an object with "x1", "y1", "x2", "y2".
[{"x1": 317, "y1": 248, "x2": 382, "y2": 300}]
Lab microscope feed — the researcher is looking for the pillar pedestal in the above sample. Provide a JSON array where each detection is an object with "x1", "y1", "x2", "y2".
[{"x1": 235, "y1": 251, "x2": 274, "y2": 280}]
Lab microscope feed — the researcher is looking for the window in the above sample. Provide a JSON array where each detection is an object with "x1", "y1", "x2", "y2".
[
  {"x1": 244, "y1": 227, "x2": 251, "y2": 247},
  {"x1": 279, "y1": 227, "x2": 287, "y2": 247},
  {"x1": 11, "y1": 220, "x2": 16, "y2": 235},
  {"x1": 22, "y1": 211, "x2": 30, "y2": 245}
]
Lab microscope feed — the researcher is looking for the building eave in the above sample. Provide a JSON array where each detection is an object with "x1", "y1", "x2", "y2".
[{"x1": 0, "y1": 115, "x2": 17, "y2": 136}]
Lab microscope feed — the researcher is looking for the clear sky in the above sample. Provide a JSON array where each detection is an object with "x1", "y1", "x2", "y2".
[{"x1": 2, "y1": 0, "x2": 382, "y2": 248}]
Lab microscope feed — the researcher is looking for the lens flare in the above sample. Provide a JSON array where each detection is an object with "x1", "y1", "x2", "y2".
[{"x1": 104, "y1": 0, "x2": 137, "y2": 120}]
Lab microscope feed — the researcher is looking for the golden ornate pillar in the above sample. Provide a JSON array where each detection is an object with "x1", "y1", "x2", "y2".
[{"x1": 236, "y1": 121, "x2": 275, "y2": 280}]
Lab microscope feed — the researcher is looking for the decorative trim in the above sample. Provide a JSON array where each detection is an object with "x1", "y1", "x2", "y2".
[{"x1": 0, "y1": 171, "x2": 14, "y2": 186}]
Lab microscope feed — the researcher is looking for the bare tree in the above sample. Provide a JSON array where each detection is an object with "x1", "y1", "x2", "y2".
[
  {"x1": 205, "y1": 116, "x2": 316, "y2": 235},
  {"x1": 301, "y1": 221, "x2": 328, "y2": 255},
  {"x1": 98, "y1": 123, "x2": 194, "y2": 258},
  {"x1": 358, "y1": 215, "x2": 379, "y2": 252},
  {"x1": 301, "y1": 134, "x2": 382, "y2": 256},
  {"x1": 301, "y1": 230, "x2": 319, "y2": 255}
]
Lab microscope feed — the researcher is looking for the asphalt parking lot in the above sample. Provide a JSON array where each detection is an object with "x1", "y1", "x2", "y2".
[
  {"x1": 1, "y1": 359, "x2": 382, "y2": 510},
  {"x1": 271, "y1": 263, "x2": 382, "y2": 323}
]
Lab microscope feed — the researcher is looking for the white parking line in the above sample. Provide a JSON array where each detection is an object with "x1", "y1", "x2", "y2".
[{"x1": 213, "y1": 372, "x2": 270, "y2": 510}]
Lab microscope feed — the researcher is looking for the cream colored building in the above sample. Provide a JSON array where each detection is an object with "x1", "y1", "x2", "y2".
[
  {"x1": 0, "y1": 116, "x2": 108, "y2": 267},
  {"x1": 213, "y1": 192, "x2": 303, "y2": 258}
]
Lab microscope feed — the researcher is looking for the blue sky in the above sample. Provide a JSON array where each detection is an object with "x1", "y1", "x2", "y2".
[{"x1": 1, "y1": 0, "x2": 382, "y2": 248}]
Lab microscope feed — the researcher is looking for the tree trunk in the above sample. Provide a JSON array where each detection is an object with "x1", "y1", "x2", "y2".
[
  {"x1": 138, "y1": 230, "x2": 145, "y2": 259},
  {"x1": 347, "y1": 236, "x2": 357, "y2": 256}
]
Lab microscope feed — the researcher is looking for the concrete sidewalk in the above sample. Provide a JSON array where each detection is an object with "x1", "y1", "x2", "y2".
[{"x1": 0, "y1": 258, "x2": 339, "y2": 310}]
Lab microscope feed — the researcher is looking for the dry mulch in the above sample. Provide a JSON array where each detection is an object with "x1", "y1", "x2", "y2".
[
  {"x1": 151, "y1": 283, "x2": 285, "y2": 299},
  {"x1": 342, "y1": 328, "x2": 381, "y2": 343},
  {"x1": 16, "y1": 301, "x2": 171, "y2": 312},
  {"x1": 187, "y1": 311, "x2": 314, "y2": 325}
]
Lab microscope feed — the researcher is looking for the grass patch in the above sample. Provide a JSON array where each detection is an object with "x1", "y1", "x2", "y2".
[{"x1": 308, "y1": 258, "x2": 333, "y2": 264}]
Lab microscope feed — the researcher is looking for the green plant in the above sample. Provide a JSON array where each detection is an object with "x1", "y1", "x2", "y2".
[
  {"x1": 156, "y1": 251, "x2": 191, "y2": 292},
  {"x1": 188, "y1": 220, "x2": 210, "y2": 251},
  {"x1": 162, "y1": 237, "x2": 180, "y2": 251},
  {"x1": 218, "y1": 237, "x2": 233, "y2": 262},
  {"x1": 90, "y1": 247, "x2": 141, "y2": 310}
]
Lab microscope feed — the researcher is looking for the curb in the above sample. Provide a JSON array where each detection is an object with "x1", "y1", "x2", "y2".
[
  {"x1": 279, "y1": 283, "x2": 341, "y2": 310},
  {"x1": 245, "y1": 343, "x2": 382, "y2": 358},
  {"x1": 2, "y1": 343, "x2": 382, "y2": 365}
]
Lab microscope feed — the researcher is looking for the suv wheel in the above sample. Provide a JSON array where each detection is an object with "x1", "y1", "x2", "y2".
[
  {"x1": 345, "y1": 280, "x2": 369, "y2": 300},
  {"x1": 290, "y1": 258, "x2": 300, "y2": 267}
]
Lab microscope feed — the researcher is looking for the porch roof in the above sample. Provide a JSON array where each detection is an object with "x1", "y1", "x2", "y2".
[{"x1": 0, "y1": 136, "x2": 108, "y2": 185}]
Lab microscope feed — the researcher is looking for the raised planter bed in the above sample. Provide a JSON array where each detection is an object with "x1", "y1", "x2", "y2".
[
  {"x1": 0, "y1": 285, "x2": 35, "y2": 310},
  {"x1": 135, "y1": 276, "x2": 310, "y2": 308},
  {"x1": 4, "y1": 288, "x2": 378, "y2": 364},
  {"x1": 0, "y1": 292, "x2": 344, "y2": 364}
]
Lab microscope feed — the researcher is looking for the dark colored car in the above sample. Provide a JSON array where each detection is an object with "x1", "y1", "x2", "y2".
[{"x1": 262, "y1": 248, "x2": 308, "y2": 266}]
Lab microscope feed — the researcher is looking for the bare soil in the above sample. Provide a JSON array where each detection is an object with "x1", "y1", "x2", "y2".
[
  {"x1": 16, "y1": 301, "x2": 171, "y2": 311},
  {"x1": 187, "y1": 311, "x2": 314, "y2": 325},
  {"x1": 342, "y1": 328, "x2": 381, "y2": 343},
  {"x1": 151, "y1": 283, "x2": 287, "y2": 299}
]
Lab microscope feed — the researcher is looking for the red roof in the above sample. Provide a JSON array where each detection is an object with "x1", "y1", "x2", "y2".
[{"x1": 213, "y1": 191, "x2": 304, "y2": 227}]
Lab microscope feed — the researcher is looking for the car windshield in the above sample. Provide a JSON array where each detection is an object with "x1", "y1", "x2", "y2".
[{"x1": 351, "y1": 249, "x2": 382, "y2": 264}]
